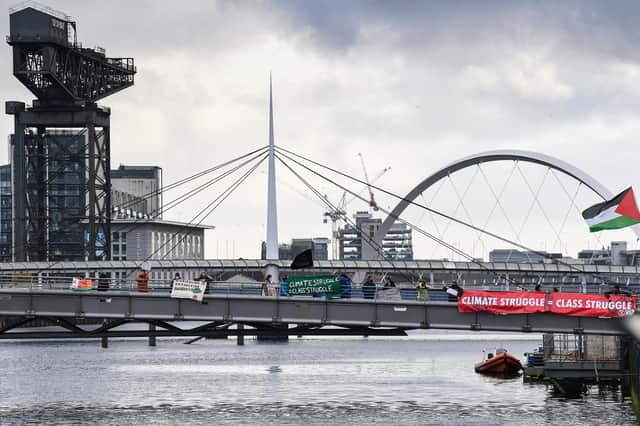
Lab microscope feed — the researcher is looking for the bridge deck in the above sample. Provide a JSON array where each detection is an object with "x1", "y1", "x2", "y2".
[{"x1": 0, "y1": 289, "x2": 626, "y2": 336}]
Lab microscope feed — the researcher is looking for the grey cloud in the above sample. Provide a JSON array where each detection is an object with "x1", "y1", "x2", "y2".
[{"x1": 2, "y1": 0, "x2": 640, "y2": 258}]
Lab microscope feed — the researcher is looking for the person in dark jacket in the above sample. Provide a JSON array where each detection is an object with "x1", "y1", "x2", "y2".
[
  {"x1": 339, "y1": 273, "x2": 351, "y2": 299},
  {"x1": 279, "y1": 275, "x2": 289, "y2": 296},
  {"x1": 362, "y1": 276, "x2": 376, "y2": 299},
  {"x1": 604, "y1": 284, "x2": 632, "y2": 298},
  {"x1": 443, "y1": 282, "x2": 463, "y2": 302},
  {"x1": 199, "y1": 271, "x2": 213, "y2": 294}
]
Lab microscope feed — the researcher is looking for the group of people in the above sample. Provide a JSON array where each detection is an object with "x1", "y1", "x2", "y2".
[
  {"x1": 134, "y1": 269, "x2": 214, "y2": 293},
  {"x1": 132, "y1": 269, "x2": 635, "y2": 306}
]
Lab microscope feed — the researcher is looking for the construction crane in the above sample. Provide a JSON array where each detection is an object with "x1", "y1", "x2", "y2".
[
  {"x1": 323, "y1": 193, "x2": 347, "y2": 260},
  {"x1": 323, "y1": 158, "x2": 390, "y2": 259},
  {"x1": 358, "y1": 152, "x2": 378, "y2": 211}
]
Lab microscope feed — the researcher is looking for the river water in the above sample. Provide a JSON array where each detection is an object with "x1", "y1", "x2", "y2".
[{"x1": 0, "y1": 330, "x2": 634, "y2": 425}]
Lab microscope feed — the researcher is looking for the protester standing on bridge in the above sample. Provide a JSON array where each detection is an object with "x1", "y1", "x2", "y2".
[
  {"x1": 362, "y1": 276, "x2": 376, "y2": 299},
  {"x1": 604, "y1": 284, "x2": 632, "y2": 298},
  {"x1": 135, "y1": 269, "x2": 149, "y2": 293},
  {"x1": 262, "y1": 274, "x2": 272, "y2": 296},
  {"x1": 98, "y1": 272, "x2": 110, "y2": 291},
  {"x1": 339, "y1": 273, "x2": 351, "y2": 299},
  {"x1": 279, "y1": 275, "x2": 289, "y2": 296},
  {"x1": 199, "y1": 271, "x2": 213, "y2": 294},
  {"x1": 416, "y1": 281, "x2": 430, "y2": 301},
  {"x1": 443, "y1": 281, "x2": 462, "y2": 302}
]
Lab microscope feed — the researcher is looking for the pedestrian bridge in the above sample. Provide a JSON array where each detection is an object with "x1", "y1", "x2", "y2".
[{"x1": 0, "y1": 288, "x2": 627, "y2": 340}]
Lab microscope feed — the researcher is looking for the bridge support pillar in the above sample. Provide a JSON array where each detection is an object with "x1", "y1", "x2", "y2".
[
  {"x1": 148, "y1": 324, "x2": 156, "y2": 347},
  {"x1": 257, "y1": 324, "x2": 289, "y2": 342},
  {"x1": 237, "y1": 323, "x2": 244, "y2": 346},
  {"x1": 101, "y1": 319, "x2": 108, "y2": 348}
]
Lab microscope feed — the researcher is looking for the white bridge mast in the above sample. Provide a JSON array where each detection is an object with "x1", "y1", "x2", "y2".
[{"x1": 265, "y1": 74, "x2": 279, "y2": 283}]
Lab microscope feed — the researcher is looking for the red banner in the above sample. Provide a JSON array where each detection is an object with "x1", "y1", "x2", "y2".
[
  {"x1": 458, "y1": 290, "x2": 636, "y2": 318},
  {"x1": 550, "y1": 292, "x2": 636, "y2": 318}
]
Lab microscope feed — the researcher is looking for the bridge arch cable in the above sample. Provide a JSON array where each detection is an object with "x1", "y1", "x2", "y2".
[
  {"x1": 274, "y1": 154, "x2": 419, "y2": 285},
  {"x1": 514, "y1": 164, "x2": 561, "y2": 245},
  {"x1": 275, "y1": 150, "x2": 528, "y2": 289},
  {"x1": 274, "y1": 146, "x2": 614, "y2": 287},
  {"x1": 549, "y1": 169, "x2": 605, "y2": 266},
  {"x1": 476, "y1": 161, "x2": 521, "y2": 260},
  {"x1": 140, "y1": 152, "x2": 269, "y2": 265},
  {"x1": 432, "y1": 167, "x2": 485, "y2": 260},
  {"x1": 276, "y1": 151, "x2": 526, "y2": 289}
]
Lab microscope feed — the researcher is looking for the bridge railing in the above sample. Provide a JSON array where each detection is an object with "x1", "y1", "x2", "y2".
[{"x1": 0, "y1": 274, "x2": 635, "y2": 302}]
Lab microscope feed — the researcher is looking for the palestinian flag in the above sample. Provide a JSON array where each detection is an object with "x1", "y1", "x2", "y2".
[{"x1": 582, "y1": 187, "x2": 640, "y2": 232}]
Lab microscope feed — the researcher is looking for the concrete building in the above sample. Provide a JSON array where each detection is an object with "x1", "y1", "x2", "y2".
[
  {"x1": 111, "y1": 165, "x2": 163, "y2": 218},
  {"x1": 111, "y1": 218, "x2": 212, "y2": 261},
  {"x1": 0, "y1": 156, "x2": 209, "y2": 262},
  {"x1": 578, "y1": 241, "x2": 640, "y2": 266},
  {"x1": 338, "y1": 211, "x2": 413, "y2": 260},
  {"x1": 0, "y1": 164, "x2": 11, "y2": 262}
]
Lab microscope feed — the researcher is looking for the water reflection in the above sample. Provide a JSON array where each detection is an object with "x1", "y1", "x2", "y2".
[{"x1": 0, "y1": 333, "x2": 634, "y2": 425}]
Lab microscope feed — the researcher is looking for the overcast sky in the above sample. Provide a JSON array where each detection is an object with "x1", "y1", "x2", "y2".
[{"x1": 1, "y1": 0, "x2": 640, "y2": 260}]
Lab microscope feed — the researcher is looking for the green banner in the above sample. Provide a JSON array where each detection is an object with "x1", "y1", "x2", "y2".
[{"x1": 288, "y1": 275, "x2": 341, "y2": 297}]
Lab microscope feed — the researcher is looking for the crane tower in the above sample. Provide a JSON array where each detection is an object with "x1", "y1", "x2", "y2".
[{"x1": 5, "y1": 3, "x2": 135, "y2": 261}]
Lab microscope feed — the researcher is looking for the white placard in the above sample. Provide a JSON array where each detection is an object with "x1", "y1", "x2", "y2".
[
  {"x1": 446, "y1": 287, "x2": 459, "y2": 297},
  {"x1": 171, "y1": 280, "x2": 207, "y2": 302}
]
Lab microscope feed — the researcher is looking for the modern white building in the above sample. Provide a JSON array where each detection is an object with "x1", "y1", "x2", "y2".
[
  {"x1": 111, "y1": 218, "x2": 213, "y2": 261},
  {"x1": 111, "y1": 165, "x2": 163, "y2": 218}
]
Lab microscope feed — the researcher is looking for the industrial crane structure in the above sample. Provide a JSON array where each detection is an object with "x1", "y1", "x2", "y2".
[
  {"x1": 5, "y1": 3, "x2": 135, "y2": 261},
  {"x1": 323, "y1": 156, "x2": 390, "y2": 259}
]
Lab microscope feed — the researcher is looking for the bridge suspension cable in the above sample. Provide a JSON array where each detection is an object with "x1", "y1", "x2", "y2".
[
  {"x1": 275, "y1": 149, "x2": 528, "y2": 289},
  {"x1": 275, "y1": 146, "x2": 612, "y2": 288},
  {"x1": 141, "y1": 152, "x2": 269, "y2": 264},
  {"x1": 114, "y1": 145, "x2": 268, "y2": 213},
  {"x1": 275, "y1": 153, "x2": 418, "y2": 285},
  {"x1": 31, "y1": 147, "x2": 268, "y2": 275},
  {"x1": 115, "y1": 146, "x2": 270, "y2": 235}
]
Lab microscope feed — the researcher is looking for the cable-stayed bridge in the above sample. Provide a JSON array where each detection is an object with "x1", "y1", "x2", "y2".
[{"x1": 0, "y1": 143, "x2": 637, "y2": 343}]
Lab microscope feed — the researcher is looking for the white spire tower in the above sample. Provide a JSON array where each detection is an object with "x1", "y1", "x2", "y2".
[{"x1": 265, "y1": 74, "x2": 279, "y2": 280}]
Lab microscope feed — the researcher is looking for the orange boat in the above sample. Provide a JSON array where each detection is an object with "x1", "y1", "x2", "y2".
[{"x1": 475, "y1": 349, "x2": 523, "y2": 376}]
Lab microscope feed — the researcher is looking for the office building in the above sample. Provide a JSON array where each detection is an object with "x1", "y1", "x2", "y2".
[
  {"x1": 112, "y1": 165, "x2": 163, "y2": 218},
  {"x1": 0, "y1": 165, "x2": 11, "y2": 262},
  {"x1": 338, "y1": 211, "x2": 413, "y2": 260},
  {"x1": 111, "y1": 218, "x2": 212, "y2": 261}
]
